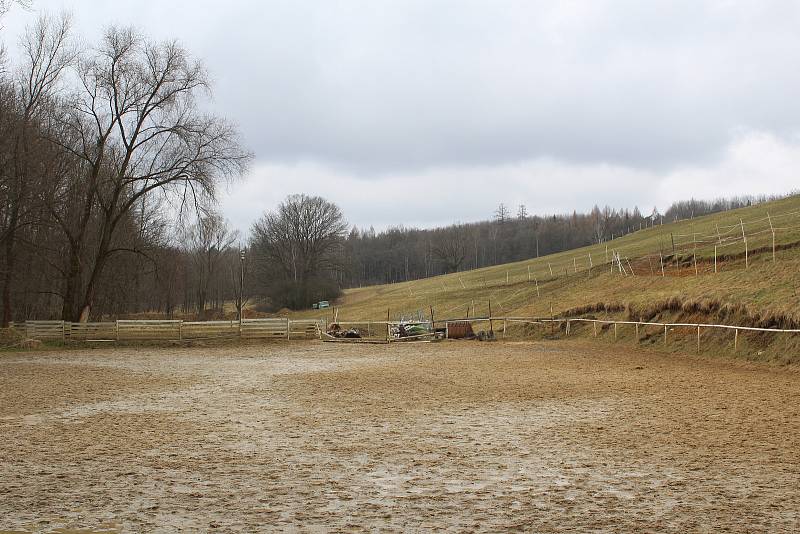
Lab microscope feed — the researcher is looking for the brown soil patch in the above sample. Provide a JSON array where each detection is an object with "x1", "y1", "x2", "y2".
[{"x1": 1, "y1": 341, "x2": 798, "y2": 532}]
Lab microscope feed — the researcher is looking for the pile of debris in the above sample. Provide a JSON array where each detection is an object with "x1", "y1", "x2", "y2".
[{"x1": 326, "y1": 323, "x2": 361, "y2": 339}]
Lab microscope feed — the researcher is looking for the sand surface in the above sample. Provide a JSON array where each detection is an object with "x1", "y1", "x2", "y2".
[{"x1": 1, "y1": 341, "x2": 799, "y2": 532}]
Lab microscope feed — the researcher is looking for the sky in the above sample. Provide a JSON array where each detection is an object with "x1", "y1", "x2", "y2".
[{"x1": 2, "y1": 0, "x2": 800, "y2": 233}]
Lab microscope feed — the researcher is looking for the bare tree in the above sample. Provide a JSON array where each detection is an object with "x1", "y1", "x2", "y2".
[
  {"x1": 432, "y1": 225, "x2": 467, "y2": 273},
  {"x1": 250, "y1": 194, "x2": 348, "y2": 309},
  {"x1": 52, "y1": 26, "x2": 251, "y2": 321},
  {"x1": 494, "y1": 203, "x2": 509, "y2": 224},
  {"x1": 185, "y1": 212, "x2": 238, "y2": 315},
  {"x1": 517, "y1": 204, "x2": 528, "y2": 219},
  {"x1": 0, "y1": 13, "x2": 74, "y2": 326}
]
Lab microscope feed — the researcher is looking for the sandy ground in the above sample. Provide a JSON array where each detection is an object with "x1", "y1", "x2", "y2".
[{"x1": 1, "y1": 340, "x2": 799, "y2": 533}]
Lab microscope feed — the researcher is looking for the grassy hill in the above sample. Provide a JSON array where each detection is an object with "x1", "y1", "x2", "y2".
[{"x1": 288, "y1": 194, "x2": 800, "y2": 362}]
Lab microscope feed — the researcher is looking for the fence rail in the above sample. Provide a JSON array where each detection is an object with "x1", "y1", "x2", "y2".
[{"x1": 12, "y1": 318, "x2": 324, "y2": 342}]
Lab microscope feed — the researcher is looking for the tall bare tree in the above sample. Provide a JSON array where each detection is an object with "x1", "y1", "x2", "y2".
[
  {"x1": 250, "y1": 194, "x2": 347, "y2": 310},
  {"x1": 52, "y1": 26, "x2": 250, "y2": 321}
]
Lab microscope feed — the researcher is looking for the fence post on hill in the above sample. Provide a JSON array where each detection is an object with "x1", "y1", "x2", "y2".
[
  {"x1": 593, "y1": 321, "x2": 597, "y2": 337},
  {"x1": 386, "y1": 309, "x2": 390, "y2": 341},
  {"x1": 549, "y1": 263, "x2": 553, "y2": 277},
  {"x1": 535, "y1": 277, "x2": 540, "y2": 297},
  {"x1": 660, "y1": 252, "x2": 665, "y2": 277},
  {"x1": 693, "y1": 233, "x2": 698, "y2": 276},
  {"x1": 614, "y1": 322, "x2": 617, "y2": 340},
  {"x1": 734, "y1": 328, "x2": 739, "y2": 351},
  {"x1": 635, "y1": 321, "x2": 639, "y2": 341},
  {"x1": 741, "y1": 219, "x2": 748, "y2": 269},
  {"x1": 527, "y1": 265, "x2": 531, "y2": 282},
  {"x1": 697, "y1": 325, "x2": 701, "y2": 352},
  {"x1": 768, "y1": 212, "x2": 776, "y2": 262},
  {"x1": 605, "y1": 245, "x2": 608, "y2": 262},
  {"x1": 116, "y1": 320, "x2": 120, "y2": 341},
  {"x1": 664, "y1": 325, "x2": 668, "y2": 345},
  {"x1": 714, "y1": 246, "x2": 718, "y2": 273},
  {"x1": 286, "y1": 317, "x2": 290, "y2": 340},
  {"x1": 573, "y1": 257, "x2": 577, "y2": 273},
  {"x1": 506, "y1": 271, "x2": 509, "y2": 285}
]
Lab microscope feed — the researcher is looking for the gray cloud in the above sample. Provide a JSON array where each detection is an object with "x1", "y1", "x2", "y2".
[{"x1": 3, "y1": 1, "x2": 800, "y2": 230}]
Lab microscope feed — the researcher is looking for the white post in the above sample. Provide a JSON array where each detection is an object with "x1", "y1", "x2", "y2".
[
  {"x1": 535, "y1": 278, "x2": 540, "y2": 297},
  {"x1": 548, "y1": 263, "x2": 553, "y2": 277},
  {"x1": 714, "y1": 246, "x2": 717, "y2": 273},
  {"x1": 741, "y1": 219, "x2": 748, "y2": 269},
  {"x1": 768, "y1": 212, "x2": 775, "y2": 262}
]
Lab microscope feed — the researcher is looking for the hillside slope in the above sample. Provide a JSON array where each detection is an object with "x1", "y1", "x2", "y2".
[{"x1": 293, "y1": 194, "x2": 798, "y2": 320}]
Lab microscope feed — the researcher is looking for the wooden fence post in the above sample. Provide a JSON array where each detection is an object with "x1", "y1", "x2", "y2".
[
  {"x1": 768, "y1": 212, "x2": 776, "y2": 262},
  {"x1": 741, "y1": 219, "x2": 748, "y2": 269},
  {"x1": 535, "y1": 278, "x2": 540, "y2": 297},
  {"x1": 614, "y1": 322, "x2": 617, "y2": 340},
  {"x1": 696, "y1": 325, "x2": 701, "y2": 352},
  {"x1": 593, "y1": 321, "x2": 597, "y2": 337},
  {"x1": 488, "y1": 299, "x2": 494, "y2": 337},
  {"x1": 734, "y1": 328, "x2": 739, "y2": 351},
  {"x1": 664, "y1": 325, "x2": 668, "y2": 345},
  {"x1": 286, "y1": 318, "x2": 290, "y2": 340},
  {"x1": 714, "y1": 246, "x2": 717, "y2": 273},
  {"x1": 660, "y1": 252, "x2": 665, "y2": 277}
]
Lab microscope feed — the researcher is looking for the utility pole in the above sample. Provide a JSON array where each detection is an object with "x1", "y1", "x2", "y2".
[{"x1": 238, "y1": 248, "x2": 246, "y2": 323}]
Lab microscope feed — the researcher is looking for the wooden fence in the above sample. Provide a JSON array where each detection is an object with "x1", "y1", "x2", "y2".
[{"x1": 13, "y1": 318, "x2": 324, "y2": 342}]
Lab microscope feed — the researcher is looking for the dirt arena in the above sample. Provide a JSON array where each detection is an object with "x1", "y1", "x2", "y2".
[{"x1": 1, "y1": 340, "x2": 799, "y2": 533}]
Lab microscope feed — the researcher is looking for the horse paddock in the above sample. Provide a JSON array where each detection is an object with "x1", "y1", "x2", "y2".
[{"x1": 1, "y1": 340, "x2": 799, "y2": 532}]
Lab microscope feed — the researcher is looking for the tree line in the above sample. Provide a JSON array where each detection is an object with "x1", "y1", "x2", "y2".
[{"x1": 340, "y1": 195, "x2": 784, "y2": 288}]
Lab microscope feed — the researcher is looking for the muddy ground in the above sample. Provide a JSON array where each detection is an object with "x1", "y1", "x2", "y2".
[{"x1": 1, "y1": 340, "x2": 799, "y2": 532}]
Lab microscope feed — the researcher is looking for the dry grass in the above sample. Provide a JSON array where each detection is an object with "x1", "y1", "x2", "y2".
[{"x1": 283, "y1": 195, "x2": 800, "y2": 362}]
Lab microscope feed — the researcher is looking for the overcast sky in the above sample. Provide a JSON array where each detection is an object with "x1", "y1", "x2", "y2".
[{"x1": 3, "y1": 1, "x2": 800, "y2": 232}]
